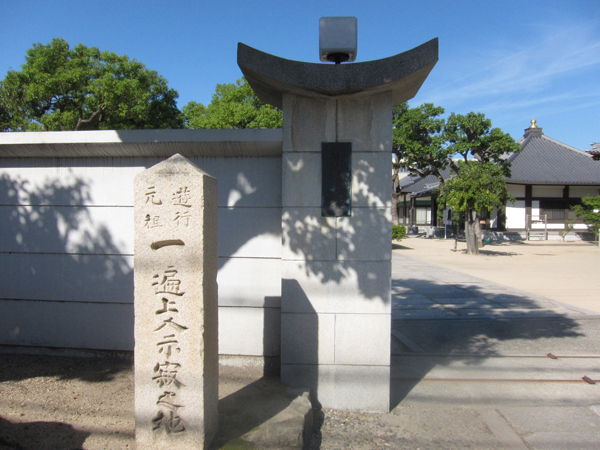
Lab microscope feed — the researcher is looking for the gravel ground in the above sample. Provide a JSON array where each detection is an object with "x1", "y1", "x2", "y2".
[
  {"x1": 0, "y1": 353, "x2": 504, "y2": 450},
  {"x1": 0, "y1": 353, "x2": 134, "y2": 450},
  {"x1": 319, "y1": 406, "x2": 503, "y2": 450}
]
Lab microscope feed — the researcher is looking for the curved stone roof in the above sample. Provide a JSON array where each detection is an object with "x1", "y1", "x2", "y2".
[{"x1": 237, "y1": 39, "x2": 438, "y2": 108}]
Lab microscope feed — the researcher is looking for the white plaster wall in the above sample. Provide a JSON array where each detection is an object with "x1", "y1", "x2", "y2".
[
  {"x1": 0, "y1": 156, "x2": 282, "y2": 355},
  {"x1": 570, "y1": 186, "x2": 600, "y2": 198},
  {"x1": 532, "y1": 224, "x2": 569, "y2": 229},
  {"x1": 532, "y1": 185, "x2": 564, "y2": 197},
  {"x1": 506, "y1": 200, "x2": 526, "y2": 229},
  {"x1": 507, "y1": 184, "x2": 525, "y2": 198}
]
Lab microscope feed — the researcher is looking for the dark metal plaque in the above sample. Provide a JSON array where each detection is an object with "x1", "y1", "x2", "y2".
[{"x1": 322, "y1": 142, "x2": 352, "y2": 217}]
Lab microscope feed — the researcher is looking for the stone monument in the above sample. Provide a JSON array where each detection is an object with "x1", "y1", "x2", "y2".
[
  {"x1": 134, "y1": 154, "x2": 218, "y2": 448},
  {"x1": 238, "y1": 28, "x2": 438, "y2": 411}
]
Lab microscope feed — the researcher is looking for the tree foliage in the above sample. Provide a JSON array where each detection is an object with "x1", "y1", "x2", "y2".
[
  {"x1": 0, "y1": 38, "x2": 183, "y2": 131},
  {"x1": 438, "y1": 162, "x2": 514, "y2": 217},
  {"x1": 571, "y1": 196, "x2": 600, "y2": 239},
  {"x1": 445, "y1": 111, "x2": 521, "y2": 177},
  {"x1": 182, "y1": 78, "x2": 282, "y2": 129},
  {"x1": 393, "y1": 104, "x2": 521, "y2": 253},
  {"x1": 438, "y1": 161, "x2": 514, "y2": 254},
  {"x1": 392, "y1": 225, "x2": 407, "y2": 241},
  {"x1": 393, "y1": 102, "x2": 448, "y2": 182},
  {"x1": 392, "y1": 102, "x2": 448, "y2": 226}
]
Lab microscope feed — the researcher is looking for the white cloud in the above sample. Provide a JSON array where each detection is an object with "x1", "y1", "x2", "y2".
[{"x1": 421, "y1": 19, "x2": 600, "y2": 108}]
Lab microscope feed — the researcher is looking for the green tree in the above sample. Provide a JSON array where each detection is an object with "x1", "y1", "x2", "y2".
[
  {"x1": 571, "y1": 196, "x2": 600, "y2": 244},
  {"x1": 0, "y1": 38, "x2": 183, "y2": 131},
  {"x1": 444, "y1": 112, "x2": 521, "y2": 177},
  {"x1": 392, "y1": 106, "x2": 520, "y2": 245},
  {"x1": 182, "y1": 78, "x2": 282, "y2": 129},
  {"x1": 438, "y1": 161, "x2": 514, "y2": 255},
  {"x1": 442, "y1": 112, "x2": 521, "y2": 251},
  {"x1": 0, "y1": 71, "x2": 28, "y2": 131},
  {"x1": 392, "y1": 102, "x2": 447, "y2": 225}
]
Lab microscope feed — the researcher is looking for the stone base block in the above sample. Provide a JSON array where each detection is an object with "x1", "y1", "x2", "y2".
[
  {"x1": 281, "y1": 312, "x2": 390, "y2": 366},
  {"x1": 281, "y1": 363, "x2": 390, "y2": 411}
]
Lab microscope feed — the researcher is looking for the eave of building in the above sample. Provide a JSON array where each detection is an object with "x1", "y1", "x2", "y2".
[
  {"x1": 0, "y1": 128, "x2": 284, "y2": 158},
  {"x1": 505, "y1": 180, "x2": 600, "y2": 186}
]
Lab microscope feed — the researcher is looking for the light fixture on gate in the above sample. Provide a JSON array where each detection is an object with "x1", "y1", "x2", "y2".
[{"x1": 319, "y1": 17, "x2": 357, "y2": 64}]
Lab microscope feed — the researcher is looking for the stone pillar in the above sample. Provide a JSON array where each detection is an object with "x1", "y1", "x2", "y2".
[
  {"x1": 238, "y1": 38, "x2": 438, "y2": 411},
  {"x1": 280, "y1": 93, "x2": 393, "y2": 411},
  {"x1": 134, "y1": 154, "x2": 218, "y2": 448}
]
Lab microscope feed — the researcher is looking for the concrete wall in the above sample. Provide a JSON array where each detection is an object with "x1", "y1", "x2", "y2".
[{"x1": 0, "y1": 156, "x2": 282, "y2": 357}]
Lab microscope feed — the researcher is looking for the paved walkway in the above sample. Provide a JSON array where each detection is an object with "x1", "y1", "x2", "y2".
[
  {"x1": 389, "y1": 249, "x2": 600, "y2": 450},
  {"x1": 392, "y1": 249, "x2": 599, "y2": 321}
]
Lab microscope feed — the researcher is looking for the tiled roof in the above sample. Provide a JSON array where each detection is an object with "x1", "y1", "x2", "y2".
[
  {"x1": 507, "y1": 128, "x2": 600, "y2": 184},
  {"x1": 399, "y1": 126, "x2": 600, "y2": 192},
  {"x1": 399, "y1": 168, "x2": 453, "y2": 195},
  {"x1": 400, "y1": 174, "x2": 440, "y2": 194}
]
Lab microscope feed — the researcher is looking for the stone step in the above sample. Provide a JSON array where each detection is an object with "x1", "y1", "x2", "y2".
[
  {"x1": 392, "y1": 378, "x2": 600, "y2": 407},
  {"x1": 391, "y1": 354, "x2": 600, "y2": 381}
]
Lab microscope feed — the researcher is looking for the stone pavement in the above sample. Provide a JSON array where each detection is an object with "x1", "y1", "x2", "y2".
[{"x1": 389, "y1": 249, "x2": 600, "y2": 450}]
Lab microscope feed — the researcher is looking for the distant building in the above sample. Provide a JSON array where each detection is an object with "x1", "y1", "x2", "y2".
[
  {"x1": 397, "y1": 120, "x2": 600, "y2": 240},
  {"x1": 588, "y1": 142, "x2": 600, "y2": 161}
]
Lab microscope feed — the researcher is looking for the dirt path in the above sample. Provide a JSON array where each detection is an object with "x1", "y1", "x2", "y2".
[
  {"x1": 0, "y1": 354, "x2": 134, "y2": 450},
  {"x1": 394, "y1": 238, "x2": 600, "y2": 314}
]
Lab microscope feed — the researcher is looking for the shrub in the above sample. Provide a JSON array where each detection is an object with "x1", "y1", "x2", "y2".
[{"x1": 392, "y1": 225, "x2": 407, "y2": 241}]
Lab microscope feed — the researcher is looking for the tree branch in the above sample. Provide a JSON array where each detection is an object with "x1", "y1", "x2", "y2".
[
  {"x1": 75, "y1": 103, "x2": 105, "y2": 131},
  {"x1": 449, "y1": 160, "x2": 461, "y2": 175}
]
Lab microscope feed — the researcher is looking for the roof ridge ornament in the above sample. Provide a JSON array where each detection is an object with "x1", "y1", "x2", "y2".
[{"x1": 524, "y1": 118, "x2": 543, "y2": 138}]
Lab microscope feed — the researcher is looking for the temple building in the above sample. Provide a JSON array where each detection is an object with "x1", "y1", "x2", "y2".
[{"x1": 397, "y1": 120, "x2": 600, "y2": 240}]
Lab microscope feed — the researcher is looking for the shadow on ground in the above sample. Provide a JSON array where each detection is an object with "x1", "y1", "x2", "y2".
[
  {"x1": 392, "y1": 243, "x2": 413, "y2": 250},
  {"x1": 390, "y1": 272, "x2": 585, "y2": 409},
  {"x1": 210, "y1": 373, "x2": 314, "y2": 449},
  {"x1": 0, "y1": 353, "x2": 131, "y2": 383},
  {"x1": 462, "y1": 249, "x2": 520, "y2": 256},
  {"x1": 0, "y1": 417, "x2": 90, "y2": 450}
]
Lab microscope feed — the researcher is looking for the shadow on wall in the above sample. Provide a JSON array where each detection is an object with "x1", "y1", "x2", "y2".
[
  {"x1": 280, "y1": 151, "x2": 392, "y2": 410},
  {"x1": 282, "y1": 153, "x2": 391, "y2": 301},
  {"x1": 281, "y1": 279, "x2": 319, "y2": 400},
  {"x1": 213, "y1": 167, "x2": 282, "y2": 272},
  {"x1": 0, "y1": 172, "x2": 133, "y2": 352}
]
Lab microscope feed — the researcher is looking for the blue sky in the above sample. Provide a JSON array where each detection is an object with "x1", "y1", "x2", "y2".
[{"x1": 1, "y1": 0, "x2": 599, "y2": 151}]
